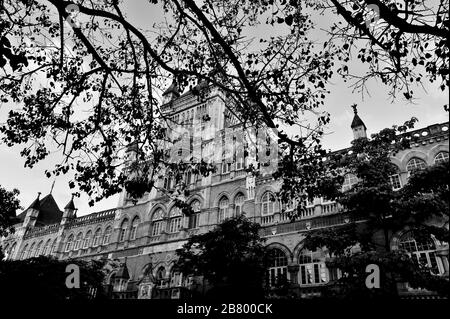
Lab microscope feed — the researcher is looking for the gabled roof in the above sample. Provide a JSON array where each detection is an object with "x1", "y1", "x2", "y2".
[{"x1": 16, "y1": 194, "x2": 63, "y2": 226}]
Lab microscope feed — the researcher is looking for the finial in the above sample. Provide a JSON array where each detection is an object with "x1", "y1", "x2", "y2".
[
  {"x1": 351, "y1": 103, "x2": 358, "y2": 114},
  {"x1": 50, "y1": 180, "x2": 55, "y2": 194},
  {"x1": 37, "y1": 192, "x2": 41, "y2": 199}
]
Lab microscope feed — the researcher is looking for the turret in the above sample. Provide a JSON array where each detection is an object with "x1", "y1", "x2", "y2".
[
  {"x1": 351, "y1": 104, "x2": 367, "y2": 140},
  {"x1": 162, "y1": 79, "x2": 180, "y2": 104},
  {"x1": 22, "y1": 192, "x2": 41, "y2": 228},
  {"x1": 61, "y1": 194, "x2": 77, "y2": 224}
]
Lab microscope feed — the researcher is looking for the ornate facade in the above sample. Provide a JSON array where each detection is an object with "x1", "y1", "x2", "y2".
[{"x1": 1, "y1": 84, "x2": 449, "y2": 299}]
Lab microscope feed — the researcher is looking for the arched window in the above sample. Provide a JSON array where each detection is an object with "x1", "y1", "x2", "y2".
[
  {"x1": 188, "y1": 200, "x2": 201, "y2": 229},
  {"x1": 43, "y1": 239, "x2": 51, "y2": 255},
  {"x1": 7, "y1": 243, "x2": 16, "y2": 260},
  {"x1": 234, "y1": 193, "x2": 245, "y2": 216},
  {"x1": 50, "y1": 239, "x2": 57, "y2": 255},
  {"x1": 21, "y1": 244, "x2": 28, "y2": 260},
  {"x1": 151, "y1": 209, "x2": 165, "y2": 236},
  {"x1": 398, "y1": 231, "x2": 444, "y2": 275},
  {"x1": 406, "y1": 158, "x2": 427, "y2": 173},
  {"x1": 66, "y1": 234, "x2": 74, "y2": 252},
  {"x1": 261, "y1": 192, "x2": 277, "y2": 216},
  {"x1": 218, "y1": 196, "x2": 230, "y2": 222},
  {"x1": 342, "y1": 173, "x2": 358, "y2": 192},
  {"x1": 155, "y1": 267, "x2": 166, "y2": 288},
  {"x1": 298, "y1": 248, "x2": 329, "y2": 286},
  {"x1": 168, "y1": 207, "x2": 183, "y2": 233},
  {"x1": 130, "y1": 217, "x2": 140, "y2": 240},
  {"x1": 83, "y1": 230, "x2": 92, "y2": 248},
  {"x1": 389, "y1": 165, "x2": 402, "y2": 191},
  {"x1": 170, "y1": 267, "x2": 183, "y2": 287},
  {"x1": 103, "y1": 226, "x2": 112, "y2": 245},
  {"x1": 119, "y1": 219, "x2": 129, "y2": 242},
  {"x1": 434, "y1": 151, "x2": 449, "y2": 164},
  {"x1": 35, "y1": 241, "x2": 43, "y2": 257},
  {"x1": 75, "y1": 233, "x2": 83, "y2": 250},
  {"x1": 28, "y1": 242, "x2": 35, "y2": 258},
  {"x1": 267, "y1": 249, "x2": 288, "y2": 287},
  {"x1": 93, "y1": 228, "x2": 102, "y2": 246}
]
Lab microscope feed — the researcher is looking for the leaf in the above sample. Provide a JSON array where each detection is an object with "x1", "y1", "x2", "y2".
[{"x1": 285, "y1": 15, "x2": 293, "y2": 26}]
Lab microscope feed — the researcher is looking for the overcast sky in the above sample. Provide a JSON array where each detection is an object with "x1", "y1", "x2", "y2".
[{"x1": 0, "y1": 2, "x2": 448, "y2": 216}]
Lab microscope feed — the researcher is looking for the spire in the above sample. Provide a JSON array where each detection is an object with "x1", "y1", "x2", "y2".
[
  {"x1": 162, "y1": 79, "x2": 180, "y2": 97},
  {"x1": 49, "y1": 180, "x2": 55, "y2": 194},
  {"x1": 29, "y1": 192, "x2": 41, "y2": 210},
  {"x1": 350, "y1": 104, "x2": 367, "y2": 130},
  {"x1": 350, "y1": 104, "x2": 367, "y2": 139},
  {"x1": 64, "y1": 194, "x2": 76, "y2": 210}
]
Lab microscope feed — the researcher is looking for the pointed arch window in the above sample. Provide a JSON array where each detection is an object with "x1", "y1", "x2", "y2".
[
  {"x1": 103, "y1": 226, "x2": 112, "y2": 245},
  {"x1": 119, "y1": 219, "x2": 129, "y2": 242},
  {"x1": 168, "y1": 207, "x2": 183, "y2": 233},
  {"x1": 75, "y1": 232, "x2": 83, "y2": 250},
  {"x1": 151, "y1": 208, "x2": 165, "y2": 236},
  {"x1": 234, "y1": 193, "x2": 245, "y2": 216},
  {"x1": 43, "y1": 239, "x2": 51, "y2": 255},
  {"x1": 66, "y1": 234, "x2": 74, "y2": 252},
  {"x1": 130, "y1": 217, "x2": 140, "y2": 240},
  {"x1": 8, "y1": 243, "x2": 16, "y2": 260},
  {"x1": 218, "y1": 196, "x2": 230, "y2": 223},
  {"x1": 84, "y1": 230, "x2": 92, "y2": 248},
  {"x1": 188, "y1": 200, "x2": 201, "y2": 229},
  {"x1": 28, "y1": 242, "x2": 35, "y2": 258},
  {"x1": 35, "y1": 241, "x2": 43, "y2": 257},
  {"x1": 51, "y1": 239, "x2": 57, "y2": 255},
  {"x1": 21, "y1": 244, "x2": 28, "y2": 260},
  {"x1": 261, "y1": 192, "x2": 277, "y2": 216},
  {"x1": 93, "y1": 228, "x2": 102, "y2": 246}
]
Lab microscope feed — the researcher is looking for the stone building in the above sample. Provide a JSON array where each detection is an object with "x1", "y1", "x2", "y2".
[{"x1": 1, "y1": 83, "x2": 448, "y2": 299}]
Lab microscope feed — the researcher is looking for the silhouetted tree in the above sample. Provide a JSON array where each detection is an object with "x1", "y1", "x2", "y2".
[
  {"x1": 175, "y1": 215, "x2": 268, "y2": 300},
  {"x1": 303, "y1": 120, "x2": 449, "y2": 298}
]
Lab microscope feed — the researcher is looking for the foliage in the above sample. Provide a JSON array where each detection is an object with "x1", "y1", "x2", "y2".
[
  {"x1": 0, "y1": 185, "x2": 22, "y2": 238},
  {"x1": 324, "y1": 250, "x2": 449, "y2": 299},
  {"x1": 0, "y1": 0, "x2": 446, "y2": 210},
  {"x1": 306, "y1": 0, "x2": 449, "y2": 103},
  {"x1": 0, "y1": 255, "x2": 108, "y2": 300},
  {"x1": 303, "y1": 121, "x2": 449, "y2": 297},
  {"x1": 175, "y1": 214, "x2": 268, "y2": 299}
]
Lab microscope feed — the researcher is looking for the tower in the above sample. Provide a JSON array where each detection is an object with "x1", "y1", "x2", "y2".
[
  {"x1": 351, "y1": 104, "x2": 367, "y2": 140},
  {"x1": 22, "y1": 192, "x2": 41, "y2": 228}
]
